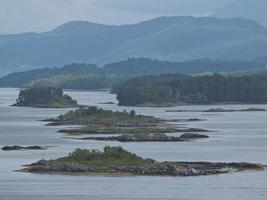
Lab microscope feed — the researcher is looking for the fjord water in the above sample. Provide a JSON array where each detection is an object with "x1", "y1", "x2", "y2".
[{"x1": 0, "y1": 88, "x2": 267, "y2": 200}]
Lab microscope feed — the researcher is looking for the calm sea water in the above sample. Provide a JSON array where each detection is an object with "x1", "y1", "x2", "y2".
[{"x1": 0, "y1": 88, "x2": 267, "y2": 200}]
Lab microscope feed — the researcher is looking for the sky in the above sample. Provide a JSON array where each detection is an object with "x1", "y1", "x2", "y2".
[{"x1": 0, "y1": 0, "x2": 236, "y2": 34}]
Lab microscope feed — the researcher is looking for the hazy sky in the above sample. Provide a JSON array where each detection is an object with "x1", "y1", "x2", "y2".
[{"x1": 0, "y1": 0, "x2": 236, "y2": 34}]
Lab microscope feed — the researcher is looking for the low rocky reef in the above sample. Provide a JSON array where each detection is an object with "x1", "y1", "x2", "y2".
[
  {"x1": 21, "y1": 146, "x2": 264, "y2": 177},
  {"x1": 166, "y1": 107, "x2": 266, "y2": 113},
  {"x1": 2, "y1": 145, "x2": 46, "y2": 151},
  {"x1": 13, "y1": 87, "x2": 78, "y2": 108},
  {"x1": 79, "y1": 133, "x2": 209, "y2": 142},
  {"x1": 205, "y1": 108, "x2": 266, "y2": 112},
  {"x1": 44, "y1": 107, "x2": 211, "y2": 143},
  {"x1": 100, "y1": 102, "x2": 116, "y2": 105}
]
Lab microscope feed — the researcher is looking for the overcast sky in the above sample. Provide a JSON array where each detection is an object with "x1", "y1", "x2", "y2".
[{"x1": 0, "y1": 0, "x2": 236, "y2": 34}]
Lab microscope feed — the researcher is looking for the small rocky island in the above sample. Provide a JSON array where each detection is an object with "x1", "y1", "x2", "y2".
[
  {"x1": 13, "y1": 87, "x2": 78, "y2": 108},
  {"x1": 80, "y1": 133, "x2": 209, "y2": 142},
  {"x1": 21, "y1": 146, "x2": 264, "y2": 176},
  {"x1": 45, "y1": 107, "x2": 210, "y2": 142},
  {"x1": 166, "y1": 107, "x2": 267, "y2": 113},
  {"x1": 2, "y1": 145, "x2": 46, "y2": 151}
]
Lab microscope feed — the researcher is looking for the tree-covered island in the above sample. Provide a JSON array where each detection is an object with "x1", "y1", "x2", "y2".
[
  {"x1": 13, "y1": 87, "x2": 78, "y2": 108},
  {"x1": 21, "y1": 146, "x2": 264, "y2": 176},
  {"x1": 116, "y1": 74, "x2": 267, "y2": 106}
]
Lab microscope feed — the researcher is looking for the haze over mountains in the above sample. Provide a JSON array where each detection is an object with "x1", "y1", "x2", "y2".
[
  {"x1": 1, "y1": 15, "x2": 267, "y2": 76},
  {"x1": 214, "y1": 0, "x2": 267, "y2": 28}
]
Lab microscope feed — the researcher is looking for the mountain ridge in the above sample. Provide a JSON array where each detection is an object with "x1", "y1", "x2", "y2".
[{"x1": 1, "y1": 16, "x2": 267, "y2": 75}]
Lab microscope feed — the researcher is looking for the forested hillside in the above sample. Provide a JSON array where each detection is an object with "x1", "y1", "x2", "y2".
[
  {"x1": 116, "y1": 74, "x2": 267, "y2": 106},
  {"x1": 1, "y1": 58, "x2": 266, "y2": 88}
]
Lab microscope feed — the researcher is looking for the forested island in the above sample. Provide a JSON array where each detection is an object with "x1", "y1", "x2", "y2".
[
  {"x1": 116, "y1": 74, "x2": 267, "y2": 106},
  {"x1": 45, "y1": 107, "x2": 210, "y2": 142},
  {"x1": 13, "y1": 87, "x2": 78, "y2": 108},
  {"x1": 21, "y1": 146, "x2": 263, "y2": 176}
]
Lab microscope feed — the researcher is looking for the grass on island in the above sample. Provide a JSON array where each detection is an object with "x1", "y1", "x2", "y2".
[
  {"x1": 24, "y1": 146, "x2": 264, "y2": 176},
  {"x1": 33, "y1": 146, "x2": 155, "y2": 170},
  {"x1": 57, "y1": 106, "x2": 156, "y2": 124},
  {"x1": 48, "y1": 107, "x2": 180, "y2": 137},
  {"x1": 59, "y1": 146, "x2": 154, "y2": 168}
]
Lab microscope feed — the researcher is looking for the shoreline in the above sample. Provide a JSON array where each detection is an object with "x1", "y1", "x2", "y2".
[
  {"x1": 18, "y1": 146, "x2": 265, "y2": 178},
  {"x1": 18, "y1": 168, "x2": 265, "y2": 177},
  {"x1": 19, "y1": 163, "x2": 265, "y2": 177},
  {"x1": 120, "y1": 102, "x2": 267, "y2": 108}
]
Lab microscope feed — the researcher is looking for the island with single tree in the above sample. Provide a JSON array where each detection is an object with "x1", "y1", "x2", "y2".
[
  {"x1": 21, "y1": 146, "x2": 264, "y2": 176},
  {"x1": 45, "y1": 107, "x2": 210, "y2": 142},
  {"x1": 13, "y1": 87, "x2": 78, "y2": 108}
]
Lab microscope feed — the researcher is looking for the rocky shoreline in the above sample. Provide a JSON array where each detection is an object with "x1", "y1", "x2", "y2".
[
  {"x1": 43, "y1": 107, "x2": 213, "y2": 144},
  {"x1": 21, "y1": 146, "x2": 264, "y2": 177},
  {"x1": 166, "y1": 107, "x2": 267, "y2": 113},
  {"x1": 42, "y1": 107, "x2": 213, "y2": 143},
  {"x1": 79, "y1": 133, "x2": 209, "y2": 142}
]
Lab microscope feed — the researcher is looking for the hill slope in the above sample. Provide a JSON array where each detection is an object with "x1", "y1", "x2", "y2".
[
  {"x1": 1, "y1": 16, "x2": 267, "y2": 74},
  {"x1": 1, "y1": 58, "x2": 267, "y2": 88}
]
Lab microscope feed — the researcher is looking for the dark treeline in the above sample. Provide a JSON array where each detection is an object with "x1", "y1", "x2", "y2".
[
  {"x1": 116, "y1": 74, "x2": 267, "y2": 106},
  {"x1": 104, "y1": 58, "x2": 267, "y2": 75},
  {"x1": 1, "y1": 58, "x2": 267, "y2": 88}
]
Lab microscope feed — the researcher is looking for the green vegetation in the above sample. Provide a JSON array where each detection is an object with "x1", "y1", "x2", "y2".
[
  {"x1": 46, "y1": 107, "x2": 180, "y2": 140},
  {"x1": 13, "y1": 87, "x2": 78, "y2": 108},
  {"x1": 56, "y1": 106, "x2": 155, "y2": 125},
  {"x1": 23, "y1": 146, "x2": 263, "y2": 176},
  {"x1": 1, "y1": 58, "x2": 267, "y2": 89},
  {"x1": 117, "y1": 74, "x2": 267, "y2": 106},
  {"x1": 58, "y1": 146, "x2": 153, "y2": 168}
]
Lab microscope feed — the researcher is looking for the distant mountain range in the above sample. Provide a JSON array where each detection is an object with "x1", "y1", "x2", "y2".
[
  {"x1": 214, "y1": 0, "x2": 267, "y2": 28},
  {"x1": 1, "y1": 58, "x2": 267, "y2": 88},
  {"x1": 1, "y1": 16, "x2": 267, "y2": 75}
]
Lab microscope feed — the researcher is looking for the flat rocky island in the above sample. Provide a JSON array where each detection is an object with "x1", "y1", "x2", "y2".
[
  {"x1": 13, "y1": 87, "x2": 78, "y2": 108},
  {"x1": 2, "y1": 145, "x2": 46, "y2": 151},
  {"x1": 45, "y1": 107, "x2": 210, "y2": 142},
  {"x1": 80, "y1": 133, "x2": 209, "y2": 142},
  {"x1": 21, "y1": 146, "x2": 264, "y2": 177},
  {"x1": 166, "y1": 108, "x2": 267, "y2": 113}
]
